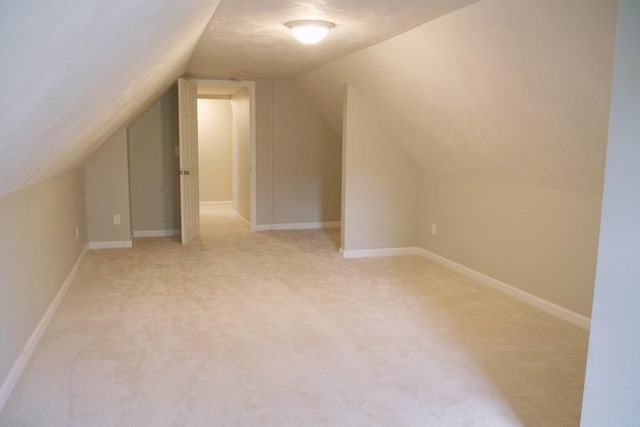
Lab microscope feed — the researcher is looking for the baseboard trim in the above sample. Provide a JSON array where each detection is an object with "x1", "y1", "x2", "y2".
[
  {"x1": 253, "y1": 224, "x2": 273, "y2": 232},
  {"x1": 200, "y1": 201, "x2": 232, "y2": 208},
  {"x1": 0, "y1": 245, "x2": 88, "y2": 412},
  {"x1": 270, "y1": 221, "x2": 341, "y2": 231},
  {"x1": 88, "y1": 240, "x2": 133, "y2": 249},
  {"x1": 342, "y1": 245, "x2": 590, "y2": 329},
  {"x1": 132, "y1": 230, "x2": 180, "y2": 238},
  {"x1": 341, "y1": 247, "x2": 417, "y2": 258},
  {"x1": 415, "y1": 248, "x2": 590, "y2": 329}
]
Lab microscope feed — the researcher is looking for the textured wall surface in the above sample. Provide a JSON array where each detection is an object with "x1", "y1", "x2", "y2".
[
  {"x1": 297, "y1": 0, "x2": 617, "y2": 195},
  {"x1": 295, "y1": 0, "x2": 616, "y2": 317},
  {"x1": 0, "y1": 0, "x2": 220, "y2": 199},
  {"x1": 0, "y1": 168, "x2": 87, "y2": 394}
]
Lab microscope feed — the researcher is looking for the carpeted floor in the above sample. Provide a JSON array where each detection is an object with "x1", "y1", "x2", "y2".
[{"x1": 0, "y1": 208, "x2": 588, "y2": 426}]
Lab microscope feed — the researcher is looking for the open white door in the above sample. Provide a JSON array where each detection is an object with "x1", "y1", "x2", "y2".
[{"x1": 178, "y1": 78, "x2": 200, "y2": 244}]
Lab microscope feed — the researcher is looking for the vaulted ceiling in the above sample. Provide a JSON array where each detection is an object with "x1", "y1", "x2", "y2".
[
  {"x1": 0, "y1": 0, "x2": 617, "y2": 199},
  {"x1": 187, "y1": 0, "x2": 479, "y2": 79},
  {"x1": 0, "y1": 0, "x2": 220, "y2": 198},
  {"x1": 296, "y1": 0, "x2": 617, "y2": 195}
]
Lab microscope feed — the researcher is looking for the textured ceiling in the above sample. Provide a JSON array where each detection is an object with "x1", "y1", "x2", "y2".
[
  {"x1": 187, "y1": 0, "x2": 480, "y2": 79},
  {"x1": 296, "y1": 0, "x2": 617, "y2": 195},
  {"x1": 0, "y1": 0, "x2": 220, "y2": 199}
]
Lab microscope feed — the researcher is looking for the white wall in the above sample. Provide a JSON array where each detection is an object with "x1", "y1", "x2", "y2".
[
  {"x1": 342, "y1": 85, "x2": 419, "y2": 251},
  {"x1": 197, "y1": 98, "x2": 233, "y2": 202},
  {"x1": 271, "y1": 80, "x2": 342, "y2": 225},
  {"x1": 128, "y1": 87, "x2": 181, "y2": 234},
  {"x1": 85, "y1": 129, "x2": 132, "y2": 244},
  {"x1": 582, "y1": 1, "x2": 640, "y2": 423},
  {"x1": 231, "y1": 88, "x2": 251, "y2": 221},
  {"x1": 0, "y1": 168, "x2": 87, "y2": 402}
]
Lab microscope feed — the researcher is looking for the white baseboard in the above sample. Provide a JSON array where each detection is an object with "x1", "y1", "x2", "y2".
[
  {"x1": 0, "y1": 246, "x2": 87, "y2": 412},
  {"x1": 271, "y1": 221, "x2": 341, "y2": 231},
  {"x1": 341, "y1": 245, "x2": 590, "y2": 329},
  {"x1": 341, "y1": 247, "x2": 418, "y2": 258},
  {"x1": 253, "y1": 224, "x2": 273, "y2": 232},
  {"x1": 414, "y1": 248, "x2": 590, "y2": 329},
  {"x1": 132, "y1": 230, "x2": 180, "y2": 238},
  {"x1": 88, "y1": 240, "x2": 133, "y2": 249},
  {"x1": 200, "y1": 201, "x2": 231, "y2": 208}
]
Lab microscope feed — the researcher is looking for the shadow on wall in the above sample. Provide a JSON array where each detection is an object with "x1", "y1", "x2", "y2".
[
  {"x1": 271, "y1": 80, "x2": 342, "y2": 226},
  {"x1": 128, "y1": 85, "x2": 181, "y2": 235}
]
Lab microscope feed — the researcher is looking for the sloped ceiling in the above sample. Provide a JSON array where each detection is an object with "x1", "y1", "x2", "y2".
[
  {"x1": 296, "y1": 0, "x2": 617, "y2": 195},
  {"x1": 0, "y1": 0, "x2": 617, "y2": 199},
  {"x1": 0, "y1": 0, "x2": 220, "y2": 198},
  {"x1": 187, "y1": 0, "x2": 480, "y2": 79}
]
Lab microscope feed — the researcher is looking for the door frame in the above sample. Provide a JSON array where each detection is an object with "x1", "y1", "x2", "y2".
[{"x1": 190, "y1": 78, "x2": 257, "y2": 232}]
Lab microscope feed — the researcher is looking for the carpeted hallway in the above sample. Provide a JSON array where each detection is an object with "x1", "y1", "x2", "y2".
[{"x1": 0, "y1": 208, "x2": 588, "y2": 426}]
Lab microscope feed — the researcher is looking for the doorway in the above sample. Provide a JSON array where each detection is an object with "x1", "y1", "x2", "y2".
[
  {"x1": 178, "y1": 79, "x2": 257, "y2": 242},
  {"x1": 197, "y1": 88, "x2": 249, "y2": 224}
]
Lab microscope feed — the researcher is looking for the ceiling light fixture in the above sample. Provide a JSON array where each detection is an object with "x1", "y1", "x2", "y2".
[{"x1": 285, "y1": 20, "x2": 335, "y2": 45}]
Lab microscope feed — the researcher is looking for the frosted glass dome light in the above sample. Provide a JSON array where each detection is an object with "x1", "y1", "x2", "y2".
[{"x1": 285, "y1": 20, "x2": 335, "y2": 45}]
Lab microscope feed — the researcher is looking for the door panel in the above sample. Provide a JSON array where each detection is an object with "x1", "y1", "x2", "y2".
[{"x1": 178, "y1": 78, "x2": 199, "y2": 244}]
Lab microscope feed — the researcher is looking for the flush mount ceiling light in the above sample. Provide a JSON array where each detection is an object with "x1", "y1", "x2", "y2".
[{"x1": 285, "y1": 20, "x2": 335, "y2": 45}]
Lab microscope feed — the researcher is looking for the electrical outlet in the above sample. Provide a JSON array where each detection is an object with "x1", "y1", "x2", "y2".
[
  {"x1": 431, "y1": 223, "x2": 437, "y2": 236},
  {"x1": 75, "y1": 225, "x2": 79, "y2": 239},
  {"x1": 113, "y1": 214, "x2": 121, "y2": 225}
]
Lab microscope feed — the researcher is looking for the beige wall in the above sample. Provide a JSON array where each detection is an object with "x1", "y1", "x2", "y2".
[
  {"x1": 0, "y1": 168, "x2": 87, "y2": 393},
  {"x1": 255, "y1": 80, "x2": 273, "y2": 225},
  {"x1": 295, "y1": 0, "x2": 615, "y2": 316},
  {"x1": 231, "y1": 88, "x2": 251, "y2": 220},
  {"x1": 296, "y1": 0, "x2": 616, "y2": 195},
  {"x1": 128, "y1": 87, "x2": 180, "y2": 233},
  {"x1": 582, "y1": 1, "x2": 640, "y2": 423},
  {"x1": 418, "y1": 171, "x2": 601, "y2": 316},
  {"x1": 85, "y1": 129, "x2": 132, "y2": 243},
  {"x1": 126, "y1": 79, "x2": 339, "y2": 229},
  {"x1": 253, "y1": 79, "x2": 343, "y2": 226},
  {"x1": 271, "y1": 80, "x2": 342, "y2": 225},
  {"x1": 197, "y1": 98, "x2": 233, "y2": 202},
  {"x1": 342, "y1": 85, "x2": 418, "y2": 250}
]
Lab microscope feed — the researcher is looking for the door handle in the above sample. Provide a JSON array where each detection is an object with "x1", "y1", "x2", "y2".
[{"x1": 176, "y1": 170, "x2": 191, "y2": 175}]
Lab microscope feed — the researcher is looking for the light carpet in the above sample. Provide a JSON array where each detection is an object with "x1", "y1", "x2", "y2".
[{"x1": 0, "y1": 208, "x2": 588, "y2": 426}]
